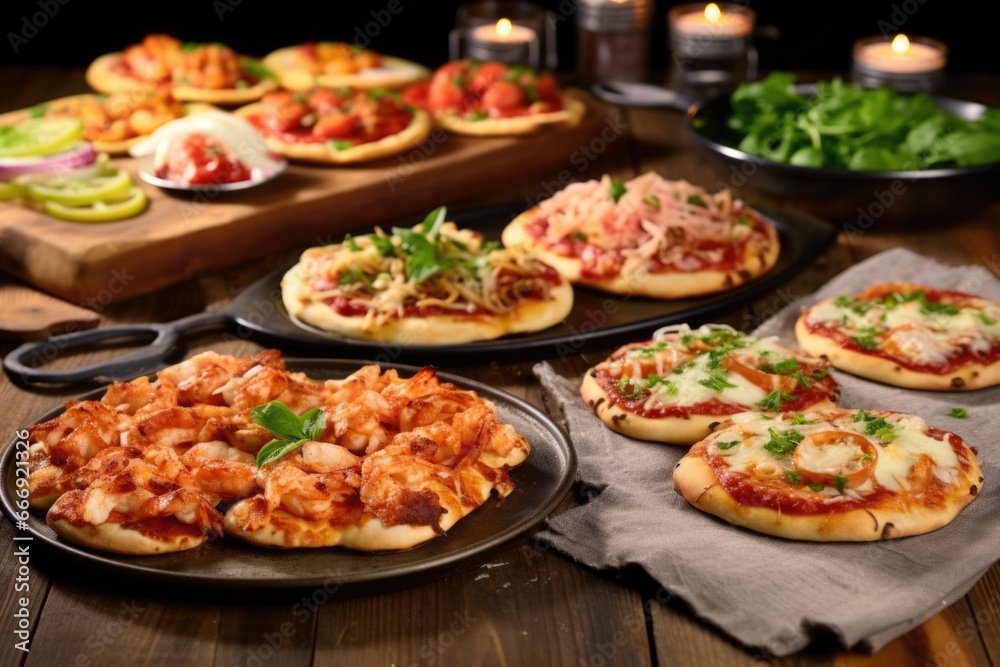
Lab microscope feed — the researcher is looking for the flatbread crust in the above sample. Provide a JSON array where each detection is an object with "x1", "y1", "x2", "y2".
[
  {"x1": 282, "y1": 258, "x2": 574, "y2": 343},
  {"x1": 501, "y1": 204, "x2": 781, "y2": 299},
  {"x1": 233, "y1": 103, "x2": 433, "y2": 164},
  {"x1": 262, "y1": 46, "x2": 430, "y2": 91},
  {"x1": 435, "y1": 94, "x2": 586, "y2": 137},
  {"x1": 795, "y1": 283, "x2": 1000, "y2": 391},
  {"x1": 85, "y1": 52, "x2": 277, "y2": 105},
  {"x1": 46, "y1": 490, "x2": 208, "y2": 554},
  {"x1": 673, "y1": 410, "x2": 984, "y2": 541}
]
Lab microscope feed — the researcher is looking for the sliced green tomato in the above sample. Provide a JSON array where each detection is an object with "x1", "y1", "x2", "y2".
[
  {"x1": 44, "y1": 186, "x2": 148, "y2": 223},
  {"x1": 0, "y1": 181, "x2": 25, "y2": 200},
  {"x1": 0, "y1": 118, "x2": 84, "y2": 158},
  {"x1": 26, "y1": 168, "x2": 133, "y2": 206}
]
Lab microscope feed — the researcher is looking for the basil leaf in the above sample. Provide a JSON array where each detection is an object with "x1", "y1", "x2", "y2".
[
  {"x1": 251, "y1": 401, "x2": 307, "y2": 440},
  {"x1": 420, "y1": 205, "x2": 447, "y2": 240},
  {"x1": 299, "y1": 407, "x2": 327, "y2": 440},
  {"x1": 370, "y1": 234, "x2": 395, "y2": 257},
  {"x1": 256, "y1": 437, "x2": 307, "y2": 467}
]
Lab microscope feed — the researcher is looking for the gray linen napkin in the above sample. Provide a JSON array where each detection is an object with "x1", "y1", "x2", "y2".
[{"x1": 534, "y1": 248, "x2": 1000, "y2": 656}]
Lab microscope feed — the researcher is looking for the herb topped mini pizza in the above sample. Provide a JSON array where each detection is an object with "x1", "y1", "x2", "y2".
[
  {"x1": 795, "y1": 282, "x2": 1000, "y2": 390},
  {"x1": 281, "y1": 206, "x2": 573, "y2": 344},
  {"x1": 581, "y1": 324, "x2": 839, "y2": 445},
  {"x1": 234, "y1": 87, "x2": 432, "y2": 164},
  {"x1": 261, "y1": 42, "x2": 429, "y2": 91},
  {"x1": 401, "y1": 60, "x2": 585, "y2": 136},
  {"x1": 85, "y1": 34, "x2": 277, "y2": 105},
  {"x1": 673, "y1": 408, "x2": 983, "y2": 541},
  {"x1": 502, "y1": 172, "x2": 781, "y2": 299}
]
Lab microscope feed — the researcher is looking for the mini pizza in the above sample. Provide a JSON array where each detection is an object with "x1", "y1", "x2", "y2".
[
  {"x1": 673, "y1": 407, "x2": 984, "y2": 541},
  {"x1": 795, "y1": 282, "x2": 1000, "y2": 390},
  {"x1": 234, "y1": 87, "x2": 432, "y2": 164},
  {"x1": 281, "y1": 206, "x2": 574, "y2": 343},
  {"x1": 501, "y1": 172, "x2": 781, "y2": 299},
  {"x1": 581, "y1": 324, "x2": 839, "y2": 445},
  {"x1": 85, "y1": 34, "x2": 278, "y2": 105},
  {"x1": 401, "y1": 60, "x2": 585, "y2": 136},
  {"x1": 27, "y1": 350, "x2": 531, "y2": 555},
  {"x1": 261, "y1": 42, "x2": 429, "y2": 91}
]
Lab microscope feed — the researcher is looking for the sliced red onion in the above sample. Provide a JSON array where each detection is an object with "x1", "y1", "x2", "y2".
[{"x1": 0, "y1": 142, "x2": 98, "y2": 180}]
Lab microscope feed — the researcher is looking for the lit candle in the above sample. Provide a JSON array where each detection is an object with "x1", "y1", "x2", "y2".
[
  {"x1": 853, "y1": 34, "x2": 946, "y2": 73},
  {"x1": 670, "y1": 3, "x2": 753, "y2": 38},
  {"x1": 466, "y1": 18, "x2": 537, "y2": 65},
  {"x1": 851, "y1": 34, "x2": 947, "y2": 92}
]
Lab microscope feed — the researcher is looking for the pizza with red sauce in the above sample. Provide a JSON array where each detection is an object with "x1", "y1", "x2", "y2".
[
  {"x1": 234, "y1": 87, "x2": 432, "y2": 163},
  {"x1": 581, "y1": 324, "x2": 839, "y2": 445},
  {"x1": 401, "y1": 60, "x2": 585, "y2": 135},
  {"x1": 262, "y1": 42, "x2": 429, "y2": 91},
  {"x1": 281, "y1": 206, "x2": 573, "y2": 344},
  {"x1": 673, "y1": 407, "x2": 983, "y2": 540},
  {"x1": 502, "y1": 172, "x2": 780, "y2": 298},
  {"x1": 795, "y1": 282, "x2": 1000, "y2": 390}
]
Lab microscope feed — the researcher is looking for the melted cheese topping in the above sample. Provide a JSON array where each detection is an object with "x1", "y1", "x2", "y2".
[
  {"x1": 806, "y1": 289, "x2": 1000, "y2": 365},
  {"x1": 711, "y1": 411, "x2": 962, "y2": 498}
]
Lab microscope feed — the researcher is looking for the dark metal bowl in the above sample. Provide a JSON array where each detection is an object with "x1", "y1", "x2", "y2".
[{"x1": 592, "y1": 81, "x2": 1000, "y2": 226}]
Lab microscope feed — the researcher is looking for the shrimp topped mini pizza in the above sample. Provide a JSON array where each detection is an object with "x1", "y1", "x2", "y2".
[
  {"x1": 401, "y1": 60, "x2": 585, "y2": 136},
  {"x1": 86, "y1": 34, "x2": 277, "y2": 105},
  {"x1": 281, "y1": 206, "x2": 574, "y2": 344},
  {"x1": 27, "y1": 350, "x2": 531, "y2": 555},
  {"x1": 261, "y1": 42, "x2": 429, "y2": 91},
  {"x1": 795, "y1": 282, "x2": 1000, "y2": 390},
  {"x1": 502, "y1": 172, "x2": 781, "y2": 299},
  {"x1": 581, "y1": 324, "x2": 839, "y2": 445},
  {"x1": 673, "y1": 407, "x2": 983, "y2": 541}
]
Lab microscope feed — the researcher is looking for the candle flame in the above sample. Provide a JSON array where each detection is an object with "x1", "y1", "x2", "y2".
[
  {"x1": 891, "y1": 34, "x2": 910, "y2": 54},
  {"x1": 705, "y1": 3, "x2": 721, "y2": 22},
  {"x1": 496, "y1": 18, "x2": 512, "y2": 38}
]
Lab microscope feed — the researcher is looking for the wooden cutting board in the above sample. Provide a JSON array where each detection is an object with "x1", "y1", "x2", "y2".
[{"x1": 0, "y1": 92, "x2": 615, "y2": 303}]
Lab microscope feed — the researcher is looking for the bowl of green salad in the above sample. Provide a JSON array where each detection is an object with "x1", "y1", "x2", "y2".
[{"x1": 685, "y1": 72, "x2": 1000, "y2": 226}]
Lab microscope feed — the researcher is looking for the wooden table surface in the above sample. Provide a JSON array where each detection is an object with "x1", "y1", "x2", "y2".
[{"x1": 2, "y1": 68, "x2": 999, "y2": 667}]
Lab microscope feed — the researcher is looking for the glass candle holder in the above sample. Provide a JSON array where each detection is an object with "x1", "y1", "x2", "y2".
[
  {"x1": 851, "y1": 34, "x2": 947, "y2": 93},
  {"x1": 667, "y1": 2, "x2": 756, "y2": 95},
  {"x1": 576, "y1": 0, "x2": 654, "y2": 83},
  {"x1": 450, "y1": 1, "x2": 553, "y2": 69}
]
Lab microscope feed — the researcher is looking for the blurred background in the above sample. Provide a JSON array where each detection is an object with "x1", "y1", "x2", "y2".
[{"x1": 0, "y1": 0, "x2": 995, "y2": 74}]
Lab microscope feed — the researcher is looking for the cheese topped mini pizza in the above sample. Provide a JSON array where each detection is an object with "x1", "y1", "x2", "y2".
[
  {"x1": 281, "y1": 206, "x2": 574, "y2": 344},
  {"x1": 795, "y1": 282, "x2": 1000, "y2": 390},
  {"x1": 86, "y1": 34, "x2": 278, "y2": 105},
  {"x1": 28, "y1": 350, "x2": 531, "y2": 555},
  {"x1": 401, "y1": 60, "x2": 585, "y2": 136},
  {"x1": 501, "y1": 172, "x2": 781, "y2": 299},
  {"x1": 261, "y1": 42, "x2": 429, "y2": 91},
  {"x1": 234, "y1": 87, "x2": 432, "y2": 163},
  {"x1": 581, "y1": 324, "x2": 839, "y2": 445},
  {"x1": 673, "y1": 407, "x2": 983, "y2": 541},
  {"x1": 0, "y1": 91, "x2": 185, "y2": 155}
]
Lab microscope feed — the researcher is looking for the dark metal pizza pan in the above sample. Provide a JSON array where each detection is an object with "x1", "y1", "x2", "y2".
[
  {"x1": 4, "y1": 200, "x2": 836, "y2": 386},
  {"x1": 0, "y1": 359, "x2": 576, "y2": 596}
]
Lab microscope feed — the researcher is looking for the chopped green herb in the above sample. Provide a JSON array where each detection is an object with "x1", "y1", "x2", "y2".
[
  {"x1": 808, "y1": 483, "x2": 825, "y2": 492},
  {"x1": 716, "y1": 440, "x2": 739, "y2": 450},
  {"x1": 791, "y1": 371, "x2": 812, "y2": 388},
  {"x1": 851, "y1": 328, "x2": 880, "y2": 350},
  {"x1": 481, "y1": 240, "x2": 501, "y2": 253},
  {"x1": 737, "y1": 215, "x2": 752, "y2": 226},
  {"x1": 467, "y1": 110, "x2": 488, "y2": 122},
  {"x1": 253, "y1": 401, "x2": 326, "y2": 467},
  {"x1": 327, "y1": 139, "x2": 354, "y2": 151},
  {"x1": 785, "y1": 469, "x2": 802, "y2": 485},
  {"x1": 643, "y1": 194, "x2": 660, "y2": 209},
  {"x1": 370, "y1": 233, "x2": 395, "y2": 257},
  {"x1": 977, "y1": 312, "x2": 997, "y2": 326},
  {"x1": 699, "y1": 371, "x2": 737, "y2": 392},
  {"x1": 810, "y1": 368, "x2": 830, "y2": 380},
  {"x1": 757, "y1": 389, "x2": 795, "y2": 412},
  {"x1": 29, "y1": 104, "x2": 48, "y2": 119},
  {"x1": 616, "y1": 376, "x2": 644, "y2": 400},
  {"x1": 762, "y1": 358, "x2": 800, "y2": 375},
  {"x1": 948, "y1": 407, "x2": 968, "y2": 419},
  {"x1": 343, "y1": 234, "x2": 361, "y2": 252},
  {"x1": 790, "y1": 413, "x2": 811, "y2": 425},
  {"x1": 646, "y1": 373, "x2": 678, "y2": 395},
  {"x1": 637, "y1": 341, "x2": 667, "y2": 357},
  {"x1": 367, "y1": 87, "x2": 389, "y2": 100},
  {"x1": 687, "y1": 194, "x2": 706, "y2": 207},
  {"x1": 834, "y1": 475, "x2": 848, "y2": 494},
  {"x1": 571, "y1": 231, "x2": 588, "y2": 242},
  {"x1": 762, "y1": 428, "x2": 803, "y2": 458},
  {"x1": 854, "y1": 411, "x2": 898, "y2": 442},
  {"x1": 609, "y1": 180, "x2": 627, "y2": 203}
]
